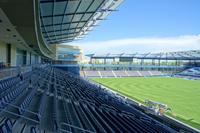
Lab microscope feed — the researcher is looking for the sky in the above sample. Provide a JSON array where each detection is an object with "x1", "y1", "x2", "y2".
[{"x1": 67, "y1": 0, "x2": 200, "y2": 54}]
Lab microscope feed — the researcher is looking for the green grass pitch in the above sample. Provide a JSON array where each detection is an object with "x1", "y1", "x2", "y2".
[{"x1": 91, "y1": 77, "x2": 200, "y2": 130}]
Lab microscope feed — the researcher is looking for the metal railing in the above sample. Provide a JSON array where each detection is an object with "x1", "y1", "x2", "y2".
[
  {"x1": 0, "y1": 64, "x2": 50, "y2": 80},
  {"x1": 60, "y1": 123, "x2": 95, "y2": 133}
]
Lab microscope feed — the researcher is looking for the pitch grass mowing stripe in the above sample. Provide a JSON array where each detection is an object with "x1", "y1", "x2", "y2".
[{"x1": 91, "y1": 77, "x2": 200, "y2": 130}]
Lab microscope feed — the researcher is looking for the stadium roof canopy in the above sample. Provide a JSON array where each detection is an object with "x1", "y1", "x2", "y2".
[
  {"x1": 0, "y1": 0, "x2": 123, "y2": 59},
  {"x1": 86, "y1": 50, "x2": 200, "y2": 60},
  {"x1": 40, "y1": 0, "x2": 123, "y2": 45}
]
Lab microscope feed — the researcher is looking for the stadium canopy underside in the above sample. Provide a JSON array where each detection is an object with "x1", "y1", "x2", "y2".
[
  {"x1": 40, "y1": 0, "x2": 123, "y2": 45},
  {"x1": 87, "y1": 50, "x2": 200, "y2": 60},
  {"x1": 0, "y1": 0, "x2": 123, "y2": 60}
]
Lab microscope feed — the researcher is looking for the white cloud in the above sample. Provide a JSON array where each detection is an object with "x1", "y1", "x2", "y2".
[{"x1": 66, "y1": 34, "x2": 200, "y2": 54}]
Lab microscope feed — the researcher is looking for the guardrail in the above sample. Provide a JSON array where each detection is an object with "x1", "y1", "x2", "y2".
[
  {"x1": 0, "y1": 64, "x2": 49, "y2": 80},
  {"x1": 0, "y1": 66, "x2": 33, "y2": 80},
  {"x1": 60, "y1": 123, "x2": 95, "y2": 133}
]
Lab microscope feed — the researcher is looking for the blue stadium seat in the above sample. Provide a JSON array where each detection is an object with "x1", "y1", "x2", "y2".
[
  {"x1": 0, "y1": 124, "x2": 8, "y2": 133},
  {"x1": 30, "y1": 127, "x2": 39, "y2": 133},
  {"x1": 0, "y1": 119, "x2": 13, "y2": 133},
  {"x1": 18, "y1": 87, "x2": 36, "y2": 115}
]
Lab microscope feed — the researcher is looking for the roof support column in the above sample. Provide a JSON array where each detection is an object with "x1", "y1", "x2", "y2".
[{"x1": 140, "y1": 59, "x2": 144, "y2": 70}]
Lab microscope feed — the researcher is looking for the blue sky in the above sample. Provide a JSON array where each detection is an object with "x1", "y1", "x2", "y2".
[{"x1": 68, "y1": 0, "x2": 200, "y2": 54}]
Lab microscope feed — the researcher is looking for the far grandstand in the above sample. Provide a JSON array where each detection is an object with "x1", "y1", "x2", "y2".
[
  {"x1": 82, "y1": 50, "x2": 200, "y2": 132},
  {"x1": 80, "y1": 50, "x2": 200, "y2": 78}
]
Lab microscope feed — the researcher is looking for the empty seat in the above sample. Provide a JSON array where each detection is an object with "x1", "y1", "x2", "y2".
[{"x1": 0, "y1": 119, "x2": 13, "y2": 133}]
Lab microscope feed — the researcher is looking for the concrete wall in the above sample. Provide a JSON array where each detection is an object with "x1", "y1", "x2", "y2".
[
  {"x1": 31, "y1": 54, "x2": 35, "y2": 65},
  {"x1": 26, "y1": 51, "x2": 31, "y2": 65},
  {"x1": 26, "y1": 51, "x2": 41, "y2": 66},
  {"x1": 1, "y1": 41, "x2": 42, "y2": 67},
  {"x1": 10, "y1": 44, "x2": 16, "y2": 66},
  {"x1": 0, "y1": 41, "x2": 17, "y2": 67},
  {"x1": 0, "y1": 41, "x2": 7, "y2": 63},
  {"x1": 16, "y1": 49, "x2": 26, "y2": 66},
  {"x1": 38, "y1": 56, "x2": 41, "y2": 64}
]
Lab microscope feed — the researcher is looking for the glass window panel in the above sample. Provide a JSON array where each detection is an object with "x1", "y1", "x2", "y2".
[
  {"x1": 48, "y1": 32, "x2": 57, "y2": 36},
  {"x1": 54, "y1": 35, "x2": 62, "y2": 38},
  {"x1": 77, "y1": 22, "x2": 85, "y2": 28},
  {"x1": 81, "y1": 13, "x2": 92, "y2": 21},
  {"x1": 62, "y1": 24, "x2": 70, "y2": 29},
  {"x1": 54, "y1": 31, "x2": 62, "y2": 35},
  {"x1": 65, "y1": 1, "x2": 80, "y2": 14},
  {"x1": 68, "y1": 29, "x2": 75, "y2": 33},
  {"x1": 53, "y1": 25, "x2": 62, "y2": 31},
  {"x1": 75, "y1": 29, "x2": 80, "y2": 32},
  {"x1": 53, "y1": 16, "x2": 63, "y2": 24},
  {"x1": 88, "y1": 0, "x2": 103, "y2": 12},
  {"x1": 48, "y1": 38, "x2": 56, "y2": 41},
  {"x1": 62, "y1": 35, "x2": 69, "y2": 38},
  {"x1": 45, "y1": 26, "x2": 54, "y2": 32},
  {"x1": 40, "y1": 3, "x2": 53, "y2": 16},
  {"x1": 72, "y1": 14, "x2": 83, "y2": 22},
  {"x1": 43, "y1": 17, "x2": 52, "y2": 26},
  {"x1": 54, "y1": 1, "x2": 66, "y2": 15},
  {"x1": 77, "y1": 0, "x2": 93, "y2": 12},
  {"x1": 60, "y1": 31, "x2": 66, "y2": 35},
  {"x1": 63, "y1": 15, "x2": 73, "y2": 23},
  {"x1": 70, "y1": 23, "x2": 78, "y2": 28},
  {"x1": 63, "y1": 37, "x2": 74, "y2": 40}
]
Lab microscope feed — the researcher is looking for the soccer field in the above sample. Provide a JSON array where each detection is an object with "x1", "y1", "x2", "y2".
[{"x1": 91, "y1": 77, "x2": 200, "y2": 130}]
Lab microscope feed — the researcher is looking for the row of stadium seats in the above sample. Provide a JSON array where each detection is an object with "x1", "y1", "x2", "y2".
[
  {"x1": 0, "y1": 77, "x2": 20, "y2": 93},
  {"x1": 0, "y1": 117, "x2": 39, "y2": 133},
  {"x1": 175, "y1": 67, "x2": 200, "y2": 79},
  {"x1": 0, "y1": 67, "x2": 49, "y2": 133},
  {"x1": 0, "y1": 66, "x2": 177, "y2": 132},
  {"x1": 81, "y1": 70, "x2": 163, "y2": 78}
]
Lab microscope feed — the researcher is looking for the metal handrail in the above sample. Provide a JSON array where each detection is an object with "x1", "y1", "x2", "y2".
[
  {"x1": 60, "y1": 122, "x2": 95, "y2": 133},
  {"x1": 0, "y1": 108, "x2": 39, "y2": 124},
  {"x1": 0, "y1": 66, "x2": 32, "y2": 80},
  {"x1": 0, "y1": 100, "x2": 39, "y2": 116}
]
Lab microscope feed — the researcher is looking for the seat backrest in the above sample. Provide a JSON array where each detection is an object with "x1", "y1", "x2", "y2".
[
  {"x1": 0, "y1": 124, "x2": 8, "y2": 133},
  {"x1": 5, "y1": 119, "x2": 12, "y2": 131},
  {"x1": 30, "y1": 127, "x2": 37, "y2": 133}
]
